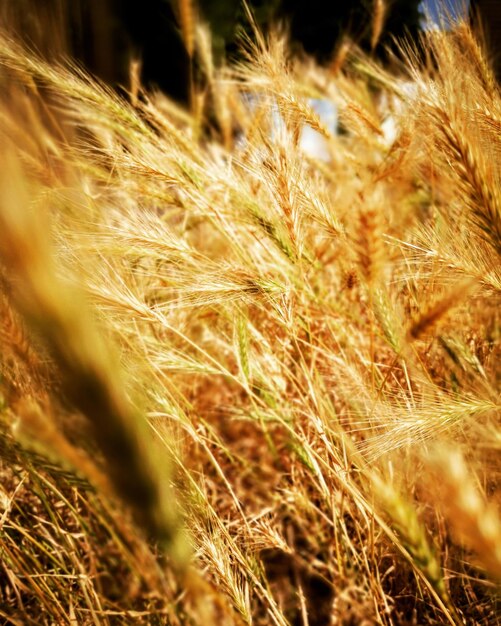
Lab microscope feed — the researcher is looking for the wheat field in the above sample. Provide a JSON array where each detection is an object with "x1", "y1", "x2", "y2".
[{"x1": 0, "y1": 13, "x2": 500, "y2": 626}]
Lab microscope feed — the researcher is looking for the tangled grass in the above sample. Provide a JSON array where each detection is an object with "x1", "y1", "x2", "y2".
[{"x1": 0, "y1": 15, "x2": 500, "y2": 626}]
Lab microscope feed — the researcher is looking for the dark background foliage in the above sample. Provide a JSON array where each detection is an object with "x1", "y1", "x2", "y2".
[
  {"x1": 0, "y1": 0, "x2": 424, "y2": 102},
  {"x1": 2, "y1": 1, "x2": 490, "y2": 104}
]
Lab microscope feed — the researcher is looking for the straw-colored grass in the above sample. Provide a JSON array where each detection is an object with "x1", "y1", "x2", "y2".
[{"x1": 0, "y1": 14, "x2": 499, "y2": 626}]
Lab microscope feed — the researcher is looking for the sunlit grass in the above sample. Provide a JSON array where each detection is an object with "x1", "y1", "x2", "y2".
[{"x1": 0, "y1": 16, "x2": 499, "y2": 625}]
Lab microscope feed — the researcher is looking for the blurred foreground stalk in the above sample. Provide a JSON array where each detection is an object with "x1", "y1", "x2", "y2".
[{"x1": 0, "y1": 152, "x2": 189, "y2": 569}]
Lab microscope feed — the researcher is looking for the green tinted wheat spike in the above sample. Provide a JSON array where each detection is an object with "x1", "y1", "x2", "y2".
[
  {"x1": 371, "y1": 474, "x2": 450, "y2": 605},
  {"x1": 236, "y1": 313, "x2": 251, "y2": 383}
]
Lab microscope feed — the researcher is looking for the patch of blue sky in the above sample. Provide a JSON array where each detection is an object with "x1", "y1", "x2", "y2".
[{"x1": 420, "y1": 0, "x2": 471, "y2": 30}]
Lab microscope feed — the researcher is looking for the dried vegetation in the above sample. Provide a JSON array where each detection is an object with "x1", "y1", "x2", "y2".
[{"x1": 0, "y1": 11, "x2": 500, "y2": 626}]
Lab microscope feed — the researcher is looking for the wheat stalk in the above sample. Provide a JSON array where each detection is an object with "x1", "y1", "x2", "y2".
[{"x1": 371, "y1": 0, "x2": 386, "y2": 52}]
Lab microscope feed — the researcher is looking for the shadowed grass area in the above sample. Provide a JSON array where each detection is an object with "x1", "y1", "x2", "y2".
[{"x1": 0, "y1": 15, "x2": 500, "y2": 626}]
